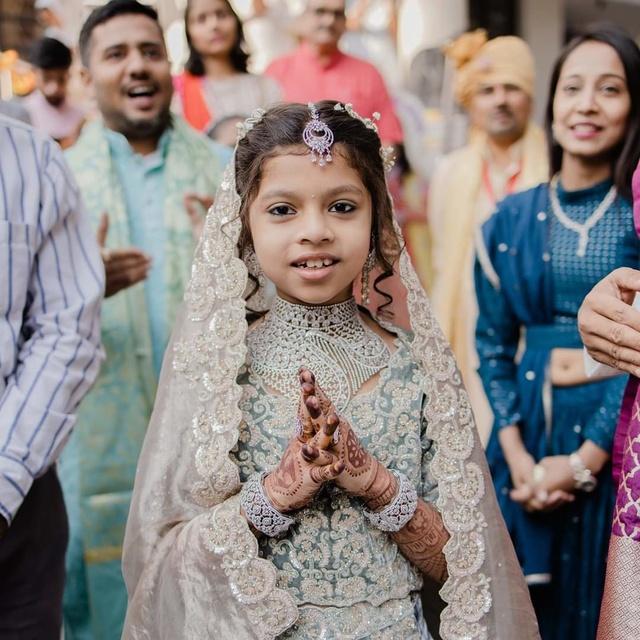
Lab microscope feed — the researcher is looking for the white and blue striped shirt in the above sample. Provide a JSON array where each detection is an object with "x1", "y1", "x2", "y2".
[{"x1": 0, "y1": 116, "x2": 104, "y2": 524}]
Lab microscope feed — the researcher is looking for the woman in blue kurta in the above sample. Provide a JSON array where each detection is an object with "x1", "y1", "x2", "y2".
[{"x1": 475, "y1": 27, "x2": 640, "y2": 640}]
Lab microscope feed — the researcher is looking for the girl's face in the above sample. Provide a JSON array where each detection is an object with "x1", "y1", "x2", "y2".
[
  {"x1": 248, "y1": 148, "x2": 372, "y2": 307},
  {"x1": 553, "y1": 41, "x2": 630, "y2": 163},
  {"x1": 187, "y1": 0, "x2": 238, "y2": 59}
]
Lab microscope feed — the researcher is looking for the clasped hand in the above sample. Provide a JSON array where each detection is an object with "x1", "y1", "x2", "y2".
[
  {"x1": 263, "y1": 368, "x2": 392, "y2": 513},
  {"x1": 508, "y1": 451, "x2": 575, "y2": 512}
]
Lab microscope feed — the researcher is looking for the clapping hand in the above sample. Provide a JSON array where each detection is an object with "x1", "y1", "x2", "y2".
[
  {"x1": 183, "y1": 193, "x2": 214, "y2": 241},
  {"x1": 97, "y1": 213, "x2": 151, "y2": 298}
]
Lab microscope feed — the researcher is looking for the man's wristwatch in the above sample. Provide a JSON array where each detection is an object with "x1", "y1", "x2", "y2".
[{"x1": 569, "y1": 452, "x2": 598, "y2": 493}]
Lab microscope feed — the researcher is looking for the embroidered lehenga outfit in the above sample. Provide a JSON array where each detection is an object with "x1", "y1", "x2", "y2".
[
  {"x1": 121, "y1": 109, "x2": 540, "y2": 640},
  {"x1": 475, "y1": 179, "x2": 639, "y2": 640},
  {"x1": 235, "y1": 301, "x2": 434, "y2": 638}
]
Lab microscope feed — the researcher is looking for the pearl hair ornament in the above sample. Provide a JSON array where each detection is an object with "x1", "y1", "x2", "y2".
[{"x1": 234, "y1": 104, "x2": 395, "y2": 172}]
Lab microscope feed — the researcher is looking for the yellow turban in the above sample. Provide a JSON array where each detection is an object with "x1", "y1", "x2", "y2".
[{"x1": 445, "y1": 30, "x2": 535, "y2": 107}]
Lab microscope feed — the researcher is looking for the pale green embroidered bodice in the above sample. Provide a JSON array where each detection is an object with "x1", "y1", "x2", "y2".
[{"x1": 230, "y1": 335, "x2": 438, "y2": 638}]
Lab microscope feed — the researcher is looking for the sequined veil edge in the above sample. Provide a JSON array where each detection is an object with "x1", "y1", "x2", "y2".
[{"x1": 122, "y1": 144, "x2": 540, "y2": 638}]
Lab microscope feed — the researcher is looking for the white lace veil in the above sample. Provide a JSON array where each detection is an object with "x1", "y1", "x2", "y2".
[{"x1": 122, "y1": 105, "x2": 540, "y2": 640}]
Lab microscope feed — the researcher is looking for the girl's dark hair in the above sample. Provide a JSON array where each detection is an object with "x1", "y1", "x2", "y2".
[
  {"x1": 235, "y1": 101, "x2": 402, "y2": 316},
  {"x1": 545, "y1": 24, "x2": 640, "y2": 200},
  {"x1": 184, "y1": 0, "x2": 249, "y2": 75}
]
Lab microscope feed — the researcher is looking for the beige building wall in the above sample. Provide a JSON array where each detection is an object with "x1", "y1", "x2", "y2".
[{"x1": 520, "y1": 0, "x2": 566, "y2": 124}]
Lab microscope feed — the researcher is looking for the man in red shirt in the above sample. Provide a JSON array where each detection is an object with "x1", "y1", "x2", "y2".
[{"x1": 265, "y1": 0, "x2": 403, "y2": 144}]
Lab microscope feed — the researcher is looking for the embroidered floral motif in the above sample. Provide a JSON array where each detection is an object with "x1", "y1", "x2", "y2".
[
  {"x1": 398, "y1": 231, "x2": 492, "y2": 638},
  {"x1": 280, "y1": 597, "x2": 422, "y2": 639},
  {"x1": 231, "y1": 346, "x2": 430, "y2": 617},
  {"x1": 612, "y1": 402, "x2": 640, "y2": 541},
  {"x1": 176, "y1": 160, "x2": 299, "y2": 638},
  {"x1": 203, "y1": 497, "x2": 299, "y2": 639}
]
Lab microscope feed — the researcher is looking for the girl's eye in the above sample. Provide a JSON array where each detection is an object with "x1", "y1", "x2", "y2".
[
  {"x1": 601, "y1": 85, "x2": 621, "y2": 95},
  {"x1": 329, "y1": 201, "x2": 356, "y2": 214},
  {"x1": 562, "y1": 84, "x2": 579, "y2": 95},
  {"x1": 268, "y1": 204, "x2": 295, "y2": 217}
]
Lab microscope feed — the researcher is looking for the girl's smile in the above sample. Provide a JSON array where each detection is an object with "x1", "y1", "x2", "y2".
[{"x1": 248, "y1": 147, "x2": 372, "y2": 306}]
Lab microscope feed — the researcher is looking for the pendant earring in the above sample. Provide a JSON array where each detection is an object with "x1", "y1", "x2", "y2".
[{"x1": 361, "y1": 250, "x2": 376, "y2": 305}]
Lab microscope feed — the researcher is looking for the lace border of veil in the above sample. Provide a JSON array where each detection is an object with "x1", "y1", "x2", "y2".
[{"x1": 133, "y1": 143, "x2": 537, "y2": 638}]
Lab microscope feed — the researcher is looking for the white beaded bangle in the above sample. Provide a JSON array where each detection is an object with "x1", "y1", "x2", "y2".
[
  {"x1": 363, "y1": 470, "x2": 418, "y2": 532},
  {"x1": 569, "y1": 452, "x2": 597, "y2": 493},
  {"x1": 240, "y1": 472, "x2": 295, "y2": 537}
]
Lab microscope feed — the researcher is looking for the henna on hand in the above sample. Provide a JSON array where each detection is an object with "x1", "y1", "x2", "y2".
[
  {"x1": 298, "y1": 368, "x2": 449, "y2": 583},
  {"x1": 264, "y1": 437, "x2": 344, "y2": 512},
  {"x1": 299, "y1": 368, "x2": 402, "y2": 504},
  {"x1": 303, "y1": 377, "x2": 381, "y2": 499},
  {"x1": 392, "y1": 498, "x2": 449, "y2": 585},
  {"x1": 363, "y1": 462, "x2": 398, "y2": 511},
  {"x1": 263, "y1": 372, "x2": 344, "y2": 513}
]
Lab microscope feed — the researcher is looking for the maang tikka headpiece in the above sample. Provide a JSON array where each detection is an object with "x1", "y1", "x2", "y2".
[{"x1": 303, "y1": 102, "x2": 334, "y2": 166}]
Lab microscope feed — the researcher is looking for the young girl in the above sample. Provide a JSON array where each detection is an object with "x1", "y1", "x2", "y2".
[
  {"x1": 475, "y1": 27, "x2": 640, "y2": 640},
  {"x1": 122, "y1": 101, "x2": 539, "y2": 639}
]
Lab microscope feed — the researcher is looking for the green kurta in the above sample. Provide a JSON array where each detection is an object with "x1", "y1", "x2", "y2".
[{"x1": 60, "y1": 118, "x2": 223, "y2": 640}]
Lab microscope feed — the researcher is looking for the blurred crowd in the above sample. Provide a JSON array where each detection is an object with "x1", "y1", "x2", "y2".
[{"x1": 2, "y1": 0, "x2": 640, "y2": 639}]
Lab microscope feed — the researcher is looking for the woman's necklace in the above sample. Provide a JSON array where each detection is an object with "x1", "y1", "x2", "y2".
[
  {"x1": 549, "y1": 174, "x2": 617, "y2": 258},
  {"x1": 247, "y1": 296, "x2": 390, "y2": 411}
]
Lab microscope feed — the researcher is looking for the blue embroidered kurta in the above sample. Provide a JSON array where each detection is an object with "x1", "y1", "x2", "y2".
[{"x1": 475, "y1": 180, "x2": 638, "y2": 640}]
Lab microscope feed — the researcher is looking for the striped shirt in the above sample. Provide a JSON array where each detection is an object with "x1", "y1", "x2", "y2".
[{"x1": 0, "y1": 116, "x2": 104, "y2": 524}]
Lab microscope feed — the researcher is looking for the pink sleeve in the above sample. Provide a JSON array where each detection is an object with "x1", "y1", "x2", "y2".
[{"x1": 265, "y1": 58, "x2": 285, "y2": 82}]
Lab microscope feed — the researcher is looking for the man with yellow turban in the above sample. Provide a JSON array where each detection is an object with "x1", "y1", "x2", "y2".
[{"x1": 430, "y1": 31, "x2": 548, "y2": 441}]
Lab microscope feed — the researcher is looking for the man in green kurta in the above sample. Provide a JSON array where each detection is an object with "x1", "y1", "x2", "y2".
[{"x1": 59, "y1": 3, "x2": 226, "y2": 638}]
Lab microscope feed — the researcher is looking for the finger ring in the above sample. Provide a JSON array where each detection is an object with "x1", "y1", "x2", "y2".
[
  {"x1": 332, "y1": 425, "x2": 340, "y2": 444},
  {"x1": 294, "y1": 416, "x2": 303, "y2": 438},
  {"x1": 532, "y1": 464, "x2": 546, "y2": 484}
]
